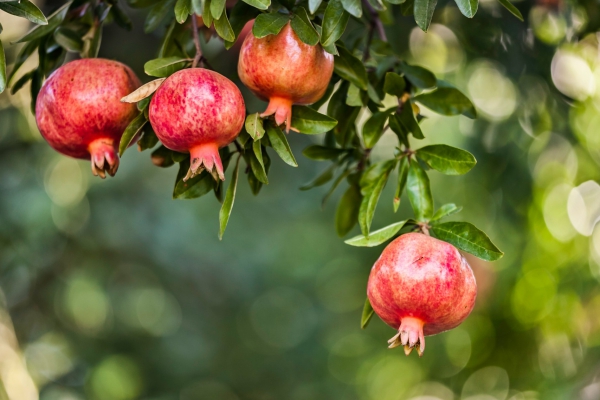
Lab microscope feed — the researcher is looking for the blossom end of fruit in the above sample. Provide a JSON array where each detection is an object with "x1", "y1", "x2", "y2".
[
  {"x1": 187, "y1": 143, "x2": 225, "y2": 182},
  {"x1": 388, "y1": 317, "x2": 425, "y2": 357},
  {"x1": 261, "y1": 97, "x2": 293, "y2": 133},
  {"x1": 89, "y1": 138, "x2": 119, "y2": 179}
]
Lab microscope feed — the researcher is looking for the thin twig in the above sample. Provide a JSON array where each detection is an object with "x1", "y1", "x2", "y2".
[
  {"x1": 362, "y1": 0, "x2": 388, "y2": 42},
  {"x1": 191, "y1": 16, "x2": 203, "y2": 68}
]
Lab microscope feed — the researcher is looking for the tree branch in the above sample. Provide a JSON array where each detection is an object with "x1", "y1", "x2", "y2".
[
  {"x1": 191, "y1": 16, "x2": 203, "y2": 68},
  {"x1": 362, "y1": 0, "x2": 388, "y2": 42}
]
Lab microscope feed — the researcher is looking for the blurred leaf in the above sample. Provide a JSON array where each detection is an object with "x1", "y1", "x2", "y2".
[
  {"x1": 224, "y1": 1, "x2": 260, "y2": 48},
  {"x1": 0, "y1": 40, "x2": 5, "y2": 94},
  {"x1": 303, "y1": 145, "x2": 345, "y2": 160},
  {"x1": 151, "y1": 145, "x2": 175, "y2": 168},
  {"x1": 245, "y1": 113, "x2": 265, "y2": 140},
  {"x1": 219, "y1": 156, "x2": 241, "y2": 240},
  {"x1": 346, "y1": 220, "x2": 408, "y2": 247},
  {"x1": 389, "y1": 113, "x2": 409, "y2": 147},
  {"x1": 0, "y1": 0, "x2": 47, "y2": 25},
  {"x1": 119, "y1": 113, "x2": 147, "y2": 156},
  {"x1": 414, "y1": 87, "x2": 476, "y2": 118},
  {"x1": 210, "y1": 0, "x2": 226, "y2": 19},
  {"x1": 173, "y1": 162, "x2": 213, "y2": 199},
  {"x1": 10, "y1": 70, "x2": 33, "y2": 94},
  {"x1": 321, "y1": 0, "x2": 349, "y2": 48},
  {"x1": 454, "y1": 0, "x2": 477, "y2": 17},
  {"x1": 7, "y1": 39, "x2": 38, "y2": 84},
  {"x1": 363, "y1": 110, "x2": 392, "y2": 149},
  {"x1": 112, "y1": 4, "x2": 133, "y2": 30},
  {"x1": 397, "y1": 101, "x2": 423, "y2": 139},
  {"x1": 360, "y1": 159, "x2": 396, "y2": 193},
  {"x1": 145, "y1": 0, "x2": 174, "y2": 33},
  {"x1": 406, "y1": 161, "x2": 433, "y2": 221},
  {"x1": 158, "y1": 19, "x2": 177, "y2": 57},
  {"x1": 82, "y1": 23, "x2": 102, "y2": 58},
  {"x1": 431, "y1": 203, "x2": 462, "y2": 221},
  {"x1": 174, "y1": 0, "x2": 191, "y2": 23},
  {"x1": 430, "y1": 221, "x2": 503, "y2": 261},
  {"x1": 361, "y1": 298, "x2": 374, "y2": 329},
  {"x1": 393, "y1": 157, "x2": 409, "y2": 212},
  {"x1": 383, "y1": 72, "x2": 406, "y2": 97},
  {"x1": 54, "y1": 27, "x2": 83, "y2": 52},
  {"x1": 341, "y1": 0, "x2": 362, "y2": 17},
  {"x1": 498, "y1": 0, "x2": 523, "y2": 21},
  {"x1": 266, "y1": 123, "x2": 298, "y2": 167},
  {"x1": 214, "y1": 12, "x2": 235, "y2": 42},
  {"x1": 322, "y1": 169, "x2": 350, "y2": 207},
  {"x1": 242, "y1": 0, "x2": 270, "y2": 10},
  {"x1": 414, "y1": 0, "x2": 437, "y2": 31},
  {"x1": 308, "y1": 0, "x2": 323, "y2": 14},
  {"x1": 346, "y1": 83, "x2": 366, "y2": 107},
  {"x1": 13, "y1": 2, "x2": 70, "y2": 43},
  {"x1": 137, "y1": 126, "x2": 159, "y2": 151},
  {"x1": 290, "y1": 7, "x2": 319, "y2": 46},
  {"x1": 145, "y1": 57, "x2": 189, "y2": 77},
  {"x1": 336, "y1": 184, "x2": 361, "y2": 236},
  {"x1": 398, "y1": 62, "x2": 436, "y2": 89},
  {"x1": 387, "y1": 0, "x2": 405, "y2": 4},
  {"x1": 417, "y1": 144, "x2": 476, "y2": 175},
  {"x1": 359, "y1": 172, "x2": 389, "y2": 237},
  {"x1": 252, "y1": 13, "x2": 288, "y2": 38},
  {"x1": 334, "y1": 45, "x2": 368, "y2": 90},
  {"x1": 291, "y1": 106, "x2": 337, "y2": 134},
  {"x1": 249, "y1": 143, "x2": 268, "y2": 184},
  {"x1": 401, "y1": 0, "x2": 414, "y2": 14},
  {"x1": 367, "y1": 0, "x2": 385, "y2": 10},
  {"x1": 29, "y1": 68, "x2": 42, "y2": 113},
  {"x1": 300, "y1": 164, "x2": 335, "y2": 190},
  {"x1": 202, "y1": 0, "x2": 213, "y2": 26}
]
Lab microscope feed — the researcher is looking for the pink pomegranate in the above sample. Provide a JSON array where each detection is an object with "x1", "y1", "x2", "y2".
[
  {"x1": 149, "y1": 68, "x2": 246, "y2": 181},
  {"x1": 238, "y1": 22, "x2": 334, "y2": 132},
  {"x1": 367, "y1": 233, "x2": 477, "y2": 357},
  {"x1": 36, "y1": 58, "x2": 141, "y2": 178}
]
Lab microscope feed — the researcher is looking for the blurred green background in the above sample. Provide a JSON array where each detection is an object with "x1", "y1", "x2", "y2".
[{"x1": 2, "y1": 0, "x2": 600, "y2": 399}]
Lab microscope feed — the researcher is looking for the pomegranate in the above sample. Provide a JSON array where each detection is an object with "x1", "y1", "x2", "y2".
[
  {"x1": 36, "y1": 58, "x2": 141, "y2": 178},
  {"x1": 148, "y1": 68, "x2": 245, "y2": 180},
  {"x1": 238, "y1": 22, "x2": 334, "y2": 132},
  {"x1": 367, "y1": 233, "x2": 477, "y2": 357}
]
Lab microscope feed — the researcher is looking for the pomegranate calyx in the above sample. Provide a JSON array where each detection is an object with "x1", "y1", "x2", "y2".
[
  {"x1": 387, "y1": 317, "x2": 425, "y2": 357},
  {"x1": 88, "y1": 138, "x2": 119, "y2": 179},
  {"x1": 261, "y1": 96, "x2": 296, "y2": 133},
  {"x1": 186, "y1": 143, "x2": 225, "y2": 182}
]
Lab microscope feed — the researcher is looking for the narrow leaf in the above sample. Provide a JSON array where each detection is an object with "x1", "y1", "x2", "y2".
[
  {"x1": 431, "y1": 203, "x2": 462, "y2": 221},
  {"x1": 144, "y1": 0, "x2": 174, "y2": 33},
  {"x1": 361, "y1": 298, "x2": 374, "y2": 329},
  {"x1": 54, "y1": 27, "x2": 83, "y2": 52},
  {"x1": 406, "y1": 161, "x2": 433, "y2": 221},
  {"x1": 336, "y1": 184, "x2": 361, "y2": 236},
  {"x1": 265, "y1": 123, "x2": 298, "y2": 167},
  {"x1": 454, "y1": 0, "x2": 478, "y2": 17},
  {"x1": 397, "y1": 101, "x2": 423, "y2": 139},
  {"x1": 245, "y1": 113, "x2": 265, "y2": 140},
  {"x1": 173, "y1": 161, "x2": 214, "y2": 199},
  {"x1": 121, "y1": 78, "x2": 166, "y2": 103},
  {"x1": 334, "y1": 45, "x2": 368, "y2": 90},
  {"x1": 430, "y1": 221, "x2": 503, "y2": 261},
  {"x1": 414, "y1": 0, "x2": 437, "y2": 32},
  {"x1": 252, "y1": 13, "x2": 289, "y2": 38},
  {"x1": 144, "y1": 57, "x2": 190, "y2": 77},
  {"x1": 290, "y1": 7, "x2": 319, "y2": 46},
  {"x1": 498, "y1": 0, "x2": 523, "y2": 21},
  {"x1": 416, "y1": 144, "x2": 476, "y2": 175},
  {"x1": 303, "y1": 145, "x2": 345, "y2": 160},
  {"x1": 362, "y1": 110, "x2": 391, "y2": 149},
  {"x1": 291, "y1": 106, "x2": 338, "y2": 134},
  {"x1": 321, "y1": 0, "x2": 349, "y2": 48},
  {"x1": 0, "y1": 0, "x2": 48, "y2": 25},
  {"x1": 219, "y1": 156, "x2": 241, "y2": 240},
  {"x1": 359, "y1": 171, "x2": 390, "y2": 237},
  {"x1": 249, "y1": 144, "x2": 268, "y2": 184},
  {"x1": 341, "y1": 0, "x2": 362, "y2": 18},
  {"x1": 393, "y1": 157, "x2": 409, "y2": 212},
  {"x1": 0, "y1": 40, "x2": 5, "y2": 94},
  {"x1": 346, "y1": 220, "x2": 408, "y2": 247},
  {"x1": 13, "y1": 2, "x2": 70, "y2": 43},
  {"x1": 214, "y1": 12, "x2": 235, "y2": 42},
  {"x1": 119, "y1": 113, "x2": 147, "y2": 156},
  {"x1": 300, "y1": 164, "x2": 335, "y2": 190}
]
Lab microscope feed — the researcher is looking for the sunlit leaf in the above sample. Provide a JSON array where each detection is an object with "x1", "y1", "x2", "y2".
[
  {"x1": 291, "y1": 106, "x2": 338, "y2": 135},
  {"x1": 309, "y1": 0, "x2": 323, "y2": 14},
  {"x1": 414, "y1": 0, "x2": 437, "y2": 31},
  {"x1": 265, "y1": 123, "x2": 298, "y2": 167},
  {"x1": 406, "y1": 161, "x2": 433, "y2": 221},
  {"x1": 290, "y1": 7, "x2": 319, "y2": 45},
  {"x1": 250, "y1": 141, "x2": 268, "y2": 184},
  {"x1": 393, "y1": 157, "x2": 409, "y2": 212},
  {"x1": 0, "y1": 0, "x2": 47, "y2": 25},
  {"x1": 13, "y1": 2, "x2": 70, "y2": 43},
  {"x1": 431, "y1": 203, "x2": 462, "y2": 221},
  {"x1": 210, "y1": 0, "x2": 226, "y2": 20},
  {"x1": 252, "y1": 13, "x2": 289, "y2": 38},
  {"x1": 430, "y1": 221, "x2": 503, "y2": 261},
  {"x1": 346, "y1": 220, "x2": 408, "y2": 247},
  {"x1": 144, "y1": 57, "x2": 190, "y2": 77},
  {"x1": 245, "y1": 113, "x2": 265, "y2": 140},
  {"x1": 414, "y1": 87, "x2": 477, "y2": 119},
  {"x1": 417, "y1": 144, "x2": 476, "y2": 175},
  {"x1": 454, "y1": 0, "x2": 477, "y2": 18},
  {"x1": 242, "y1": 0, "x2": 270, "y2": 10},
  {"x1": 0, "y1": 40, "x2": 5, "y2": 94}
]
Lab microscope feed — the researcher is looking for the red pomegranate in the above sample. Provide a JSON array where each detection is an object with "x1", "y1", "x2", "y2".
[
  {"x1": 148, "y1": 68, "x2": 245, "y2": 180},
  {"x1": 367, "y1": 233, "x2": 477, "y2": 357},
  {"x1": 36, "y1": 58, "x2": 141, "y2": 178},
  {"x1": 238, "y1": 22, "x2": 334, "y2": 132}
]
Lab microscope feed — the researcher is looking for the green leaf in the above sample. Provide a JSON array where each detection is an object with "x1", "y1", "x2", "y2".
[
  {"x1": 290, "y1": 7, "x2": 319, "y2": 46},
  {"x1": 431, "y1": 203, "x2": 462, "y2": 221},
  {"x1": 291, "y1": 106, "x2": 337, "y2": 135},
  {"x1": 300, "y1": 164, "x2": 335, "y2": 190},
  {"x1": 430, "y1": 221, "x2": 503, "y2": 261},
  {"x1": 173, "y1": 161, "x2": 214, "y2": 199},
  {"x1": 397, "y1": 101, "x2": 423, "y2": 139},
  {"x1": 398, "y1": 62, "x2": 436, "y2": 89},
  {"x1": 202, "y1": 0, "x2": 213, "y2": 27},
  {"x1": 414, "y1": 0, "x2": 437, "y2": 31},
  {"x1": 321, "y1": 0, "x2": 349, "y2": 48},
  {"x1": 53, "y1": 27, "x2": 83, "y2": 52},
  {"x1": 367, "y1": 0, "x2": 386, "y2": 10},
  {"x1": 137, "y1": 126, "x2": 159, "y2": 151},
  {"x1": 393, "y1": 157, "x2": 409, "y2": 212},
  {"x1": 210, "y1": 0, "x2": 226, "y2": 19},
  {"x1": 334, "y1": 45, "x2": 368, "y2": 90},
  {"x1": 389, "y1": 113, "x2": 409, "y2": 147},
  {"x1": 497, "y1": 0, "x2": 523, "y2": 21},
  {"x1": 383, "y1": 72, "x2": 406, "y2": 97},
  {"x1": 119, "y1": 113, "x2": 147, "y2": 156},
  {"x1": 303, "y1": 145, "x2": 345, "y2": 160},
  {"x1": 322, "y1": 169, "x2": 350, "y2": 207},
  {"x1": 10, "y1": 70, "x2": 33, "y2": 94},
  {"x1": 308, "y1": 0, "x2": 323, "y2": 14},
  {"x1": 361, "y1": 298, "x2": 374, "y2": 329},
  {"x1": 341, "y1": 0, "x2": 362, "y2": 17},
  {"x1": 145, "y1": 0, "x2": 174, "y2": 33},
  {"x1": 0, "y1": 0, "x2": 47, "y2": 25},
  {"x1": 174, "y1": 0, "x2": 191, "y2": 23},
  {"x1": 359, "y1": 171, "x2": 390, "y2": 237},
  {"x1": 346, "y1": 83, "x2": 365, "y2": 107},
  {"x1": 224, "y1": 1, "x2": 261, "y2": 48},
  {"x1": 252, "y1": 13, "x2": 289, "y2": 38},
  {"x1": 346, "y1": 220, "x2": 408, "y2": 247},
  {"x1": 417, "y1": 144, "x2": 476, "y2": 175},
  {"x1": 249, "y1": 143, "x2": 268, "y2": 184},
  {"x1": 414, "y1": 87, "x2": 476, "y2": 118},
  {"x1": 362, "y1": 110, "x2": 391, "y2": 149},
  {"x1": 387, "y1": 0, "x2": 406, "y2": 4},
  {"x1": 151, "y1": 145, "x2": 175, "y2": 168},
  {"x1": 336, "y1": 184, "x2": 361, "y2": 236},
  {"x1": 144, "y1": 57, "x2": 189, "y2": 77},
  {"x1": 454, "y1": 0, "x2": 477, "y2": 17},
  {"x1": 214, "y1": 12, "x2": 235, "y2": 42},
  {"x1": 265, "y1": 123, "x2": 298, "y2": 167},
  {"x1": 219, "y1": 156, "x2": 241, "y2": 240},
  {"x1": 406, "y1": 161, "x2": 433, "y2": 221},
  {"x1": 0, "y1": 40, "x2": 5, "y2": 94},
  {"x1": 82, "y1": 23, "x2": 102, "y2": 58},
  {"x1": 360, "y1": 159, "x2": 396, "y2": 193},
  {"x1": 245, "y1": 113, "x2": 265, "y2": 140},
  {"x1": 13, "y1": 2, "x2": 70, "y2": 43},
  {"x1": 7, "y1": 39, "x2": 38, "y2": 84},
  {"x1": 242, "y1": 0, "x2": 270, "y2": 10},
  {"x1": 112, "y1": 4, "x2": 133, "y2": 30}
]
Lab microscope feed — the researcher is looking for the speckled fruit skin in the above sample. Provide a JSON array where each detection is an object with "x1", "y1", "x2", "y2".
[
  {"x1": 36, "y1": 58, "x2": 141, "y2": 178},
  {"x1": 238, "y1": 22, "x2": 334, "y2": 132},
  {"x1": 149, "y1": 68, "x2": 245, "y2": 181},
  {"x1": 367, "y1": 232, "x2": 477, "y2": 357}
]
